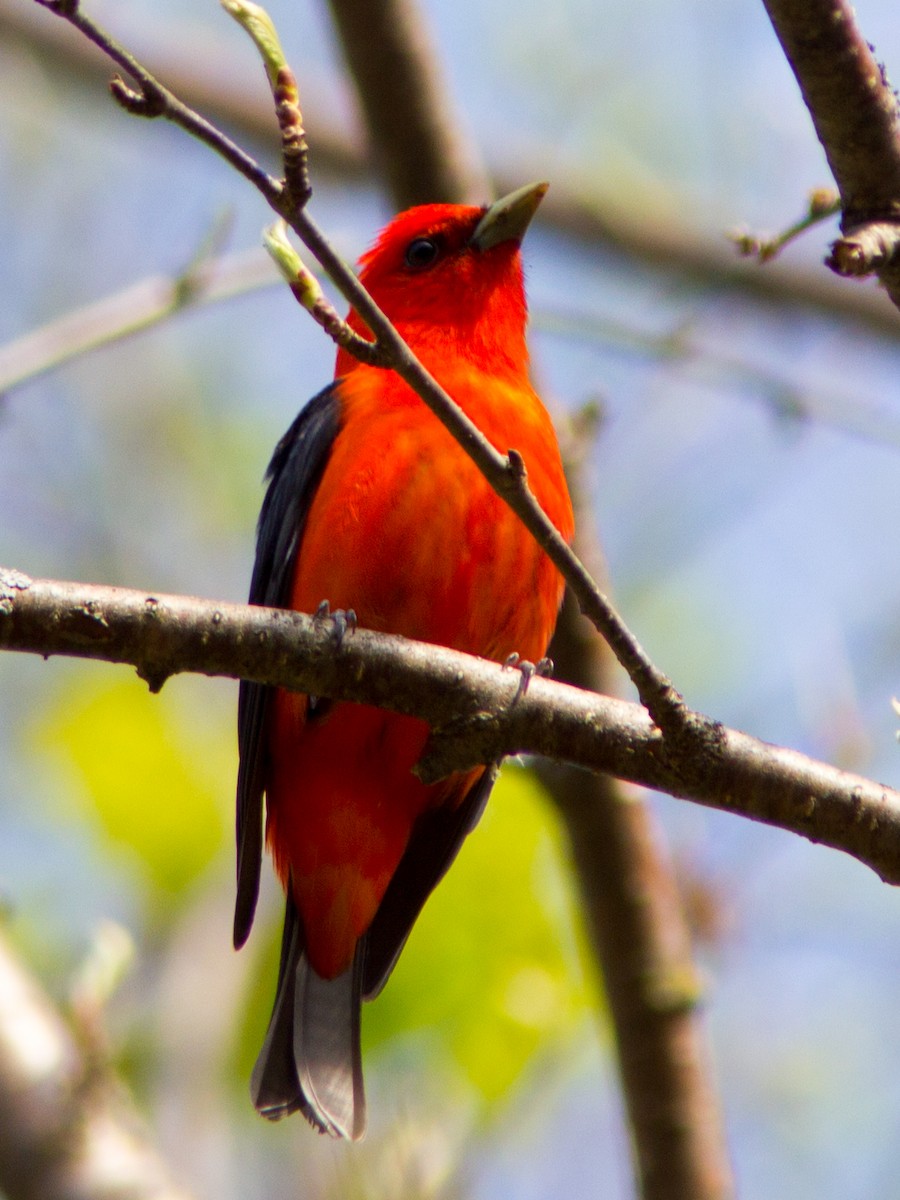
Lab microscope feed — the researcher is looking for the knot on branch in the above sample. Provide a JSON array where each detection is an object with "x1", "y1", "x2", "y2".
[
  {"x1": 36, "y1": 0, "x2": 80, "y2": 14},
  {"x1": 827, "y1": 220, "x2": 900, "y2": 277},
  {"x1": 109, "y1": 76, "x2": 166, "y2": 118},
  {"x1": 0, "y1": 568, "x2": 33, "y2": 617},
  {"x1": 655, "y1": 708, "x2": 727, "y2": 787},
  {"x1": 505, "y1": 447, "x2": 527, "y2": 483}
]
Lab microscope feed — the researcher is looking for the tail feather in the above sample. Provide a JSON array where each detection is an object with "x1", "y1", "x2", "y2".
[
  {"x1": 250, "y1": 896, "x2": 305, "y2": 1119},
  {"x1": 295, "y1": 955, "x2": 365, "y2": 1139},
  {"x1": 250, "y1": 895, "x2": 366, "y2": 1139}
]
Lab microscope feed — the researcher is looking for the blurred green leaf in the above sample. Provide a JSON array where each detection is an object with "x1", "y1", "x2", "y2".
[
  {"x1": 364, "y1": 765, "x2": 593, "y2": 1100},
  {"x1": 31, "y1": 671, "x2": 232, "y2": 909}
]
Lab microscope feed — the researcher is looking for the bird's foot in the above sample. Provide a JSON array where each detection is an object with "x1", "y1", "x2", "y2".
[
  {"x1": 503, "y1": 653, "x2": 554, "y2": 703},
  {"x1": 313, "y1": 600, "x2": 358, "y2": 647}
]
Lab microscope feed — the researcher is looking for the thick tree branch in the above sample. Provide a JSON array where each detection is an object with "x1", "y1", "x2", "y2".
[
  {"x1": 762, "y1": 0, "x2": 900, "y2": 304},
  {"x1": 2, "y1": 570, "x2": 900, "y2": 891},
  {"x1": 0, "y1": 928, "x2": 193, "y2": 1200}
]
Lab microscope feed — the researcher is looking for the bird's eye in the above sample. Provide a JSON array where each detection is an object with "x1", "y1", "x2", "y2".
[{"x1": 404, "y1": 237, "x2": 442, "y2": 270}]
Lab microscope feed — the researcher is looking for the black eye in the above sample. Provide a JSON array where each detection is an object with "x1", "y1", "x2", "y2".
[{"x1": 404, "y1": 237, "x2": 442, "y2": 270}]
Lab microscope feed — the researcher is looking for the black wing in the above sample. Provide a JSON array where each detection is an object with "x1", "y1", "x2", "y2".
[{"x1": 234, "y1": 383, "x2": 342, "y2": 949}]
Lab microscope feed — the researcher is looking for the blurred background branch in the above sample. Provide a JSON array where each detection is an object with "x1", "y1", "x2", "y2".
[
  {"x1": 324, "y1": 0, "x2": 489, "y2": 205},
  {"x1": 0, "y1": 926, "x2": 193, "y2": 1200},
  {"x1": 0, "y1": 246, "x2": 277, "y2": 396}
]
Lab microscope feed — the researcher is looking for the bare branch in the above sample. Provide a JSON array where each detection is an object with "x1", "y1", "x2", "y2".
[
  {"x1": 729, "y1": 188, "x2": 840, "y2": 263},
  {"x1": 220, "y1": 0, "x2": 312, "y2": 206},
  {"x1": 32, "y1": 1, "x2": 283, "y2": 202},
  {"x1": 2, "y1": 570, "x2": 900, "y2": 891},
  {"x1": 761, "y1": 0, "x2": 900, "y2": 305},
  {"x1": 262, "y1": 219, "x2": 387, "y2": 364}
]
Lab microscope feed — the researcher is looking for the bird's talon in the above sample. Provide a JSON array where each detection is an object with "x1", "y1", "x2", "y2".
[
  {"x1": 506, "y1": 655, "x2": 545, "y2": 703},
  {"x1": 313, "y1": 600, "x2": 357, "y2": 647}
]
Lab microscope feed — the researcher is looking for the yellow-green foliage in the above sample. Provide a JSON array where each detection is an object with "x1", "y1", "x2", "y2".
[
  {"x1": 33, "y1": 671, "x2": 231, "y2": 905},
  {"x1": 363, "y1": 765, "x2": 592, "y2": 1099}
]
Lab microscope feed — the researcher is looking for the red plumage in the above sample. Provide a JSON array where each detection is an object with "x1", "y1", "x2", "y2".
[{"x1": 235, "y1": 183, "x2": 574, "y2": 1138}]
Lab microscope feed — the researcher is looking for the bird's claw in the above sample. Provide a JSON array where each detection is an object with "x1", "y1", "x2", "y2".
[
  {"x1": 313, "y1": 600, "x2": 357, "y2": 647},
  {"x1": 503, "y1": 653, "x2": 554, "y2": 703}
]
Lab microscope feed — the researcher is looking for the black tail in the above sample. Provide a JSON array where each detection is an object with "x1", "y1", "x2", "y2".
[{"x1": 250, "y1": 895, "x2": 366, "y2": 1140}]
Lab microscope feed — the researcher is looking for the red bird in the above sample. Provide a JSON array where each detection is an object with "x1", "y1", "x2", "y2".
[{"x1": 234, "y1": 182, "x2": 574, "y2": 1139}]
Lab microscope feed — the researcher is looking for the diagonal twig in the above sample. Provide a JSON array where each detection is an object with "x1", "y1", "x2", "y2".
[{"x1": 31, "y1": 0, "x2": 696, "y2": 739}]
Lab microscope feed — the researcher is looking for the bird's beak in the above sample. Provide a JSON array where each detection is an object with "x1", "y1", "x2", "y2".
[{"x1": 469, "y1": 181, "x2": 549, "y2": 251}]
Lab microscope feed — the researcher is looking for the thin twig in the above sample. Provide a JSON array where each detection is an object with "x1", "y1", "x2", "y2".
[
  {"x1": 32, "y1": 0, "x2": 692, "y2": 735},
  {"x1": 729, "y1": 188, "x2": 840, "y2": 263},
  {"x1": 34, "y1": 0, "x2": 283, "y2": 202},
  {"x1": 262, "y1": 219, "x2": 386, "y2": 364},
  {"x1": 219, "y1": 0, "x2": 312, "y2": 205}
]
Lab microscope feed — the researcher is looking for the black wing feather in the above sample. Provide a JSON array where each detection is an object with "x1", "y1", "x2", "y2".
[{"x1": 234, "y1": 384, "x2": 342, "y2": 949}]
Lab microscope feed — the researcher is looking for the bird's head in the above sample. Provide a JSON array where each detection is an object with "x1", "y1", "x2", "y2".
[{"x1": 336, "y1": 182, "x2": 548, "y2": 379}]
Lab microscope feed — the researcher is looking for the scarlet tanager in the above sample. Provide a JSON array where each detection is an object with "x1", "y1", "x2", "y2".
[{"x1": 234, "y1": 182, "x2": 575, "y2": 1139}]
